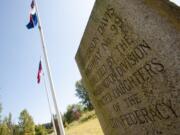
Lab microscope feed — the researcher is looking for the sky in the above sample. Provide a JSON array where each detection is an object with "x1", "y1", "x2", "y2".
[
  {"x1": 171, "y1": 0, "x2": 180, "y2": 6},
  {"x1": 0, "y1": 0, "x2": 179, "y2": 124},
  {"x1": 0, "y1": 0, "x2": 95, "y2": 124}
]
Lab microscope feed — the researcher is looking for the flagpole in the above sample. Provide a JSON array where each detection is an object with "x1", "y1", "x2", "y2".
[
  {"x1": 34, "y1": 1, "x2": 65, "y2": 135},
  {"x1": 43, "y1": 74, "x2": 57, "y2": 135}
]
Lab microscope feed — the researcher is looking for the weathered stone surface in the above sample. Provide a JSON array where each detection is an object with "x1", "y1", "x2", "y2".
[{"x1": 75, "y1": 0, "x2": 180, "y2": 135}]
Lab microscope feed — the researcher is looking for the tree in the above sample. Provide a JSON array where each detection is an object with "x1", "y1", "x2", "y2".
[
  {"x1": 2, "y1": 113, "x2": 13, "y2": 135},
  {"x1": 19, "y1": 109, "x2": 35, "y2": 135},
  {"x1": 63, "y1": 104, "x2": 83, "y2": 124},
  {"x1": 0, "y1": 103, "x2": 20, "y2": 135},
  {"x1": 35, "y1": 125, "x2": 48, "y2": 135},
  {"x1": 0, "y1": 106, "x2": 12, "y2": 135},
  {"x1": 0, "y1": 122, "x2": 11, "y2": 135},
  {"x1": 12, "y1": 125, "x2": 20, "y2": 135},
  {"x1": 0, "y1": 103, "x2": 2, "y2": 123},
  {"x1": 75, "y1": 80, "x2": 93, "y2": 110}
]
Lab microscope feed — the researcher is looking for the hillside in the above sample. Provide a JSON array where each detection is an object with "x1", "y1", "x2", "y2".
[{"x1": 65, "y1": 111, "x2": 104, "y2": 135}]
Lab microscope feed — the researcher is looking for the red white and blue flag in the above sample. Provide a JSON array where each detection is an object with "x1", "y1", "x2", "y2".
[
  {"x1": 37, "y1": 60, "x2": 42, "y2": 84},
  {"x1": 26, "y1": 0, "x2": 38, "y2": 29}
]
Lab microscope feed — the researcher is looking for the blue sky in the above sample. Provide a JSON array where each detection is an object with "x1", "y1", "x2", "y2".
[
  {"x1": 0, "y1": 0, "x2": 179, "y2": 124},
  {"x1": 0, "y1": 0, "x2": 95, "y2": 124}
]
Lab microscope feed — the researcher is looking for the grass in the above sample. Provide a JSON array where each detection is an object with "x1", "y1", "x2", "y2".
[{"x1": 65, "y1": 111, "x2": 104, "y2": 135}]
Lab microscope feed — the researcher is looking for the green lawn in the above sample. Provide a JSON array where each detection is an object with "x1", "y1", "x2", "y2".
[{"x1": 65, "y1": 111, "x2": 104, "y2": 135}]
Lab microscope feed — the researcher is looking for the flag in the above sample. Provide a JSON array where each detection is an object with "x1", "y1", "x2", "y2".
[
  {"x1": 26, "y1": 0, "x2": 38, "y2": 29},
  {"x1": 37, "y1": 60, "x2": 42, "y2": 83}
]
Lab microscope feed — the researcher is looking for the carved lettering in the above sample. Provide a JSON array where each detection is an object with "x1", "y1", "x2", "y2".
[{"x1": 110, "y1": 99, "x2": 178, "y2": 130}]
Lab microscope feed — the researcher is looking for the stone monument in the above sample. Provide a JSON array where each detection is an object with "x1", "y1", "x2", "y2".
[{"x1": 76, "y1": 0, "x2": 180, "y2": 134}]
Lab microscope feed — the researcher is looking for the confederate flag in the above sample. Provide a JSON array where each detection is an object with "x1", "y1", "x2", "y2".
[{"x1": 37, "y1": 60, "x2": 42, "y2": 83}]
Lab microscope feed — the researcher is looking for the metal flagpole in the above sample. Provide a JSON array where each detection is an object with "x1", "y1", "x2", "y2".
[
  {"x1": 34, "y1": 1, "x2": 65, "y2": 135},
  {"x1": 43, "y1": 74, "x2": 57, "y2": 135}
]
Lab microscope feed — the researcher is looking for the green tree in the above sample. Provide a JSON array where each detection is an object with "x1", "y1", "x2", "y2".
[
  {"x1": 63, "y1": 104, "x2": 83, "y2": 124},
  {"x1": 2, "y1": 113, "x2": 13, "y2": 135},
  {"x1": 0, "y1": 122, "x2": 11, "y2": 135},
  {"x1": 0, "y1": 107, "x2": 13, "y2": 135},
  {"x1": 35, "y1": 125, "x2": 48, "y2": 135},
  {"x1": 75, "y1": 80, "x2": 93, "y2": 110},
  {"x1": 12, "y1": 125, "x2": 20, "y2": 135},
  {"x1": 19, "y1": 109, "x2": 35, "y2": 135},
  {"x1": 0, "y1": 103, "x2": 2, "y2": 123}
]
